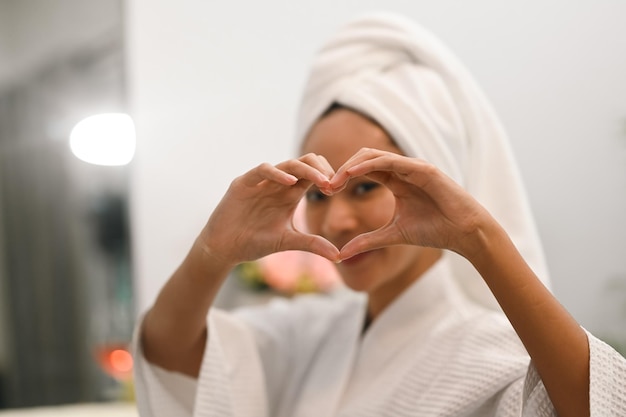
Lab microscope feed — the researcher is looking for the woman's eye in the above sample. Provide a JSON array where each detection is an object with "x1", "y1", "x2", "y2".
[
  {"x1": 353, "y1": 182, "x2": 379, "y2": 196},
  {"x1": 305, "y1": 189, "x2": 326, "y2": 203}
]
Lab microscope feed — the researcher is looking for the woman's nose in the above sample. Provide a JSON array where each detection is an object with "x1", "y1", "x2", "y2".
[{"x1": 321, "y1": 197, "x2": 358, "y2": 238}]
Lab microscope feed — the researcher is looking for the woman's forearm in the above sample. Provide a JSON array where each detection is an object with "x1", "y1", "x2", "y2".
[
  {"x1": 140, "y1": 237, "x2": 235, "y2": 377},
  {"x1": 467, "y1": 222, "x2": 589, "y2": 417}
]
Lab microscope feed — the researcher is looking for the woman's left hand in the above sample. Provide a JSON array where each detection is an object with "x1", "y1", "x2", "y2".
[
  {"x1": 331, "y1": 149, "x2": 593, "y2": 417},
  {"x1": 329, "y1": 148, "x2": 493, "y2": 261}
]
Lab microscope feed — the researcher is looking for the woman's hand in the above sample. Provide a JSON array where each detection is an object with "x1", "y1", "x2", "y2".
[
  {"x1": 329, "y1": 148, "x2": 493, "y2": 261},
  {"x1": 198, "y1": 153, "x2": 340, "y2": 266},
  {"x1": 143, "y1": 155, "x2": 338, "y2": 378}
]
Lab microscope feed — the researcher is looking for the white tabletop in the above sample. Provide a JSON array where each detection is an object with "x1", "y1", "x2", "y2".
[{"x1": 0, "y1": 403, "x2": 138, "y2": 416}]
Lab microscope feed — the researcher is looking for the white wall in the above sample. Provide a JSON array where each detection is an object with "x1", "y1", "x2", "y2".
[{"x1": 126, "y1": 0, "x2": 626, "y2": 336}]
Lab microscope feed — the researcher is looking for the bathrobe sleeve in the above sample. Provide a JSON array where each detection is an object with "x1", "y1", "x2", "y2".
[
  {"x1": 495, "y1": 330, "x2": 626, "y2": 417},
  {"x1": 587, "y1": 331, "x2": 626, "y2": 415},
  {"x1": 133, "y1": 294, "x2": 347, "y2": 417},
  {"x1": 132, "y1": 308, "x2": 270, "y2": 417},
  {"x1": 132, "y1": 314, "x2": 199, "y2": 417}
]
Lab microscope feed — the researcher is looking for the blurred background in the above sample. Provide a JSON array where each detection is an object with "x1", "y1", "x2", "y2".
[{"x1": 0, "y1": 0, "x2": 624, "y2": 411}]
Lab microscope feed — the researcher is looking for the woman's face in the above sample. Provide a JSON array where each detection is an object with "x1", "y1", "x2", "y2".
[{"x1": 302, "y1": 108, "x2": 441, "y2": 308}]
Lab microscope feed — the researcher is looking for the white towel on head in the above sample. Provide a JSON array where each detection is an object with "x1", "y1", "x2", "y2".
[{"x1": 296, "y1": 12, "x2": 550, "y2": 310}]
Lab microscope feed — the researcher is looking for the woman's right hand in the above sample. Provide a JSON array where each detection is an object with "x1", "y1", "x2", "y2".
[
  {"x1": 197, "y1": 153, "x2": 340, "y2": 267},
  {"x1": 141, "y1": 155, "x2": 339, "y2": 377}
]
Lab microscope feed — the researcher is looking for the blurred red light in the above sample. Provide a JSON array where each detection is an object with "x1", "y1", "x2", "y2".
[{"x1": 110, "y1": 349, "x2": 133, "y2": 373}]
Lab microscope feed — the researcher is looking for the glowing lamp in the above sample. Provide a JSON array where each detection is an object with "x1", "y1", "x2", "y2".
[{"x1": 69, "y1": 113, "x2": 136, "y2": 166}]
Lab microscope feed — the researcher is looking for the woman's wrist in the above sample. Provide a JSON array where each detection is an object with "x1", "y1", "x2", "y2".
[
  {"x1": 187, "y1": 235, "x2": 236, "y2": 283},
  {"x1": 452, "y1": 210, "x2": 505, "y2": 266}
]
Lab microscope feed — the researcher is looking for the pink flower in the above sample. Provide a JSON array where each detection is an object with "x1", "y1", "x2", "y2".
[{"x1": 258, "y1": 250, "x2": 341, "y2": 294}]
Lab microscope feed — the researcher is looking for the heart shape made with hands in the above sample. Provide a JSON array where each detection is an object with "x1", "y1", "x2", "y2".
[
  {"x1": 289, "y1": 167, "x2": 405, "y2": 262},
  {"x1": 286, "y1": 150, "x2": 469, "y2": 262},
  {"x1": 203, "y1": 150, "x2": 459, "y2": 266}
]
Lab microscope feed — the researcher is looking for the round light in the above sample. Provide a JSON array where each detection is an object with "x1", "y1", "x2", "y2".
[
  {"x1": 109, "y1": 349, "x2": 133, "y2": 373},
  {"x1": 69, "y1": 113, "x2": 136, "y2": 166}
]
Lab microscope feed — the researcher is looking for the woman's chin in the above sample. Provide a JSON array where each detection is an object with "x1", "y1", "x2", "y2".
[{"x1": 338, "y1": 273, "x2": 375, "y2": 294}]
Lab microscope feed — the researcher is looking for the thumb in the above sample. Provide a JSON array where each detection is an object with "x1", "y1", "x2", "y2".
[
  {"x1": 282, "y1": 231, "x2": 340, "y2": 262},
  {"x1": 339, "y1": 226, "x2": 400, "y2": 260}
]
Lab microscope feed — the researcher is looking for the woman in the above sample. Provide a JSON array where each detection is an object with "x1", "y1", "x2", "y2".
[{"x1": 133, "y1": 13, "x2": 626, "y2": 417}]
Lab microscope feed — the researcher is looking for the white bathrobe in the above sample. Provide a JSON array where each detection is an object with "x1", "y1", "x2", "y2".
[{"x1": 133, "y1": 257, "x2": 626, "y2": 416}]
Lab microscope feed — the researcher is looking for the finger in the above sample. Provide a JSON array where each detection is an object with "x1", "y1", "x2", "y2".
[
  {"x1": 346, "y1": 156, "x2": 436, "y2": 189},
  {"x1": 330, "y1": 148, "x2": 388, "y2": 191},
  {"x1": 239, "y1": 162, "x2": 299, "y2": 187},
  {"x1": 330, "y1": 148, "x2": 372, "y2": 184},
  {"x1": 281, "y1": 231, "x2": 340, "y2": 262},
  {"x1": 298, "y1": 153, "x2": 336, "y2": 181},
  {"x1": 339, "y1": 225, "x2": 403, "y2": 260},
  {"x1": 239, "y1": 156, "x2": 335, "y2": 190},
  {"x1": 294, "y1": 154, "x2": 336, "y2": 195},
  {"x1": 275, "y1": 158, "x2": 332, "y2": 189}
]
